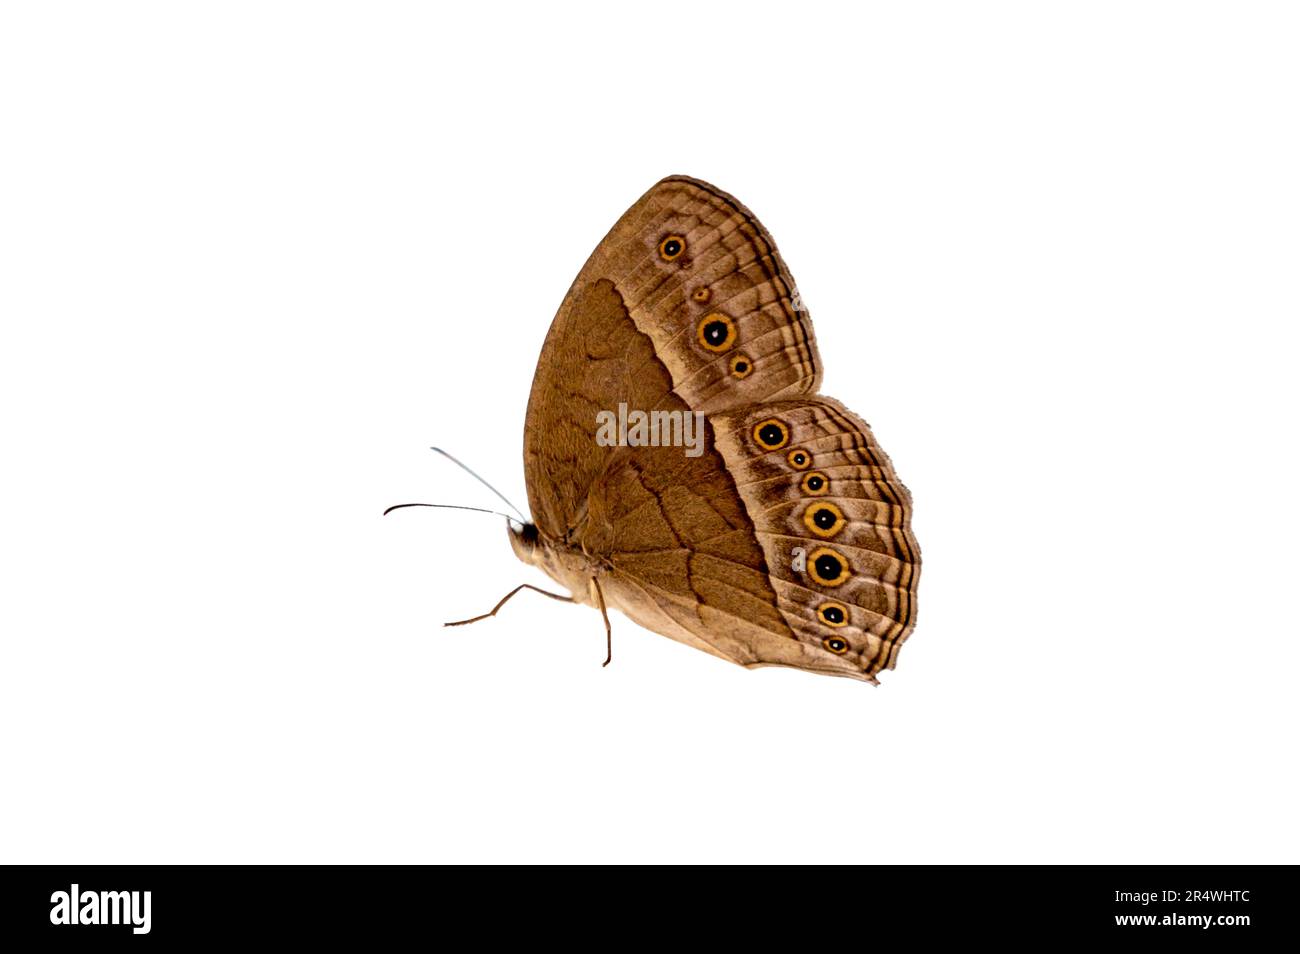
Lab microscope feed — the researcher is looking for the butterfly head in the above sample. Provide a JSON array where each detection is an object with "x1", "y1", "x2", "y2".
[{"x1": 507, "y1": 520, "x2": 541, "y2": 564}]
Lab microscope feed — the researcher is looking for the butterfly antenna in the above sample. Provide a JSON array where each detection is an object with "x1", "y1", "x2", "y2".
[
  {"x1": 383, "y1": 503, "x2": 520, "y2": 526},
  {"x1": 429, "y1": 446, "x2": 528, "y2": 524}
]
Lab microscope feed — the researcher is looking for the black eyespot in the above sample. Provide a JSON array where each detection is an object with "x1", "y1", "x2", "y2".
[
  {"x1": 658, "y1": 235, "x2": 686, "y2": 261},
  {"x1": 823, "y1": 636, "x2": 849, "y2": 654},
  {"x1": 734, "y1": 361, "x2": 747, "y2": 372},
  {"x1": 787, "y1": 448, "x2": 811, "y2": 470},
  {"x1": 801, "y1": 471, "x2": 829, "y2": 495},
  {"x1": 818, "y1": 601, "x2": 849, "y2": 628},
  {"x1": 803, "y1": 500, "x2": 845, "y2": 538},
  {"x1": 808, "y1": 547, "x2": 849, "y2": 586},
  {"x1": 752, "y1": 418, "x2": 790, "y2": 450},
  {"x1": 697, "y1": 313, "x2": 736, "y2": 353}
]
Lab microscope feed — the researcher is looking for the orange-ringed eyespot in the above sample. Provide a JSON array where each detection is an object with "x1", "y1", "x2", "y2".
[
  {"x1": 823, "y1": 635, "x2": 850, "y2": 654},
  {"x1": 697, "y1": 313, "x2": 736, "y2": 352},
  {"x1": 786, "y1": 448, "x2": 811, "y2": 470},
  {"x1": 729, "y1": 354, "x2": 752, "y2": 378},
  {"x1": 818, "y1": 602, "x2": 849, "y2": 627},
  {"x1": 658, "y1": 235, "x2": 686, "y2": 261},
  {"x1": 803, "y1": 501, "x2": 845, "y2": 538},
  {"x1": 808, "y1": 546, "x2": 849, "y2": 586},
  {"x1": 752, "y1": 417, "x2": 789, "y2": 450},
  {"x1": 692, "y1": 287, "x2": 711, "y2": 303},
  {"x1": 801, "y1": 471, "x2": 829, "y2": 495}
]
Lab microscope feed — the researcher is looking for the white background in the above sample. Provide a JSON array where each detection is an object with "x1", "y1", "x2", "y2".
[{"x1": 2, "y1": 3, "x2": 1296, "y2": 864}]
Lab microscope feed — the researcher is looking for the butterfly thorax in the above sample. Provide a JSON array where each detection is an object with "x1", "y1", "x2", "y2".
[{"x1": 507, "y1": 521, "x2": 603, "y2": 607}]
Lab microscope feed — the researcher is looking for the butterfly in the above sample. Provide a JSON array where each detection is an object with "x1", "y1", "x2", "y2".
[{"x1": 400, "y1": 176, "x2": 920, "y2": 683}]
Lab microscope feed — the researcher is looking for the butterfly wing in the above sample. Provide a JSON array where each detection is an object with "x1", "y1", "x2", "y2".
[
  {"x1": 587, "y1": 175, "x2": 823, "y2": 413},
  {"x1": 582, "y1": 398, "x2": 918, "y2": 682},
  {"x1": 709, "y1": 398, "x2": 919, "y2": 679},
  {"x1": 524, "y1": 176, "x2": 822, "y2": 538},
  {"x1": 522, "y1": 175, "x2": 919, "y2": 680},
  {"x1": 522, "y1": 276, "x2": 672, "y2": 538},
  {"x1": 577, "y1": 435, "x2": 798, "y2": 670}
]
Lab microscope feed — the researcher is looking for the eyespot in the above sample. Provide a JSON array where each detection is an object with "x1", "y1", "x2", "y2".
[
  {"x1": 801, "y1": 471, "x2": 829, "y2": 495},
  {"x1": 822, "y1": 635, "x2": 850, "y2": 654},
  {"x1": 808, "y1": 546, "x2": 849, "y2": 586},
  {"x1": 786, "y1": 448, "x2": 811, "y2": 470},
  {"x1": 658, "y1": 235, "x2": 686, "y2": 261},
  {"x1": 818, "y1": 602, "x2": 849, "y2": 628},
  {"x1": 752, "y1": 418, "x2": 790, "y2": 450},
  {"x1": 803, "y1": 501, "x2": 846, "y2": 538},
  {"x1": 697, "y1": 314, "x2": 737, "y2": 353},
  {"x1": 728, "y1": 353, "x2": 753, "y2": 379},
  {"x1": 692, "y1": 287, "x2": 711, "y2": 303}
]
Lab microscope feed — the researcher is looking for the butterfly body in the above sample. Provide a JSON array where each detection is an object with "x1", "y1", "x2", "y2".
[{"x1": 510, "y1": 176, "x2": 920, "y2": 682}]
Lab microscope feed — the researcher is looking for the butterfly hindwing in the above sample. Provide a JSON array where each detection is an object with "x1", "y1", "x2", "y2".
[{"x1": 709, "y1": 398, "x2": 920, "y2": 681}]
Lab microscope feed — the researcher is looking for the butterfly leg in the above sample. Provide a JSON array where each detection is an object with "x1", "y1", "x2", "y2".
[
  {"x1": 444, "y1": 584, "x2": 573, "y2": 628},
  {"x1": 593, "y1": 577, "x2": 612, "y2": 667}
]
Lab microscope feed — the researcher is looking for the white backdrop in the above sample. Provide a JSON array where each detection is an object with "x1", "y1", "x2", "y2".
[{"x1": 2, "y1": 2, "x2": 1296, "y2": 864}]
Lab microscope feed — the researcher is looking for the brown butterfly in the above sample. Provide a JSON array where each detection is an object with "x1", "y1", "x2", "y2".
[{"x1": 399, "y1": 176, "x2": 920, "y2": 682}]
